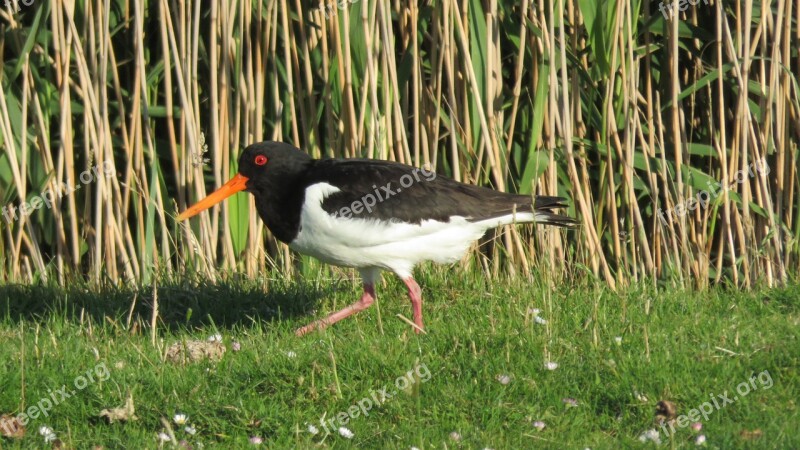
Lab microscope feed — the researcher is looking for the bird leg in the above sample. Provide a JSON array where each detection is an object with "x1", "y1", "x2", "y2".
[
  {"x1": 295, "y1": 283, "x2": 376, "y2": 336},
  {"x1": 403, "y1": 277, "x2": 424, "y2": 333}
]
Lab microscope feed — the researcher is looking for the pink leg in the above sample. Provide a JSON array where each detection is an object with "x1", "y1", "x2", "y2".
[
  {"x1": 295, "y1": 283, "x2": 376, "y2": 336},
  {"x1": 403, "y1": 277, "x2": 424, "y2": 333}
]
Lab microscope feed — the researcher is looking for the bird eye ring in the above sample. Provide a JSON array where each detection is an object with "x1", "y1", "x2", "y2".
[{"x1": 254, "y1": 155, "x2": 268, "y2": 166}]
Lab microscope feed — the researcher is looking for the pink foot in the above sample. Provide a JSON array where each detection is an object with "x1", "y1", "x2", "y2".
[
  {"x1": 403, "y1": 277, "x2": 424, "y2": 333},
  {"x1": 295, "y1": 283, "x2": 376, "y2": 336}
]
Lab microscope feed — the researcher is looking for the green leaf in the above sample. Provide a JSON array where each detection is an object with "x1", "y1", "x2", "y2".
[
  {"x1": 519, "y1": 64, "x2": 551, "y2": 194},
  {"x1": 143, "y1": 154, "x2": 160, "y2": 284},
  {"x1": 468, "y1": 0, "x2": 487, "y2": 147},
  {"x1": 227, "y1": 160, "x2": 250, "y2": 257}
]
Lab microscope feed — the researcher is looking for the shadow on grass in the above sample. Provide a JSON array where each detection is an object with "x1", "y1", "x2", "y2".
[{"x1": 0, "y1": 277, "x2": 349, "y2": 330}]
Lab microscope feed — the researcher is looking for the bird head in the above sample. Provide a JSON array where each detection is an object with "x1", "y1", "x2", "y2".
[{"x1": 177, "y1": 141, "x2": 311, "y2": 221}]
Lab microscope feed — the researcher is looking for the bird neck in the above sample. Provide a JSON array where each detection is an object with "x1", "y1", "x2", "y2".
[{"x1": 252, "y1": 176, "x2": 307, "y2": 243}]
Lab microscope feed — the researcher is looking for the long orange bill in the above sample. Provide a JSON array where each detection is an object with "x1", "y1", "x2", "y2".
[{"x1": 177, "y1": 173, "x2": 249, "y2": 221}]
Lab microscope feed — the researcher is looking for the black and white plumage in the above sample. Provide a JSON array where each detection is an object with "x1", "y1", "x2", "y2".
[{"x1": 178, "y1": 141, "x2": 578, "y2": 336}]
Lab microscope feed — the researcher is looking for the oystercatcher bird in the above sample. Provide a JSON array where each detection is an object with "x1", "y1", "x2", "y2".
[{"x1": 178, "y1": 141, "x2": 577, "y2": 336}]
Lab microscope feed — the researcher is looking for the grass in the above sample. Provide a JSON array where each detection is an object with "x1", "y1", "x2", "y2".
[{"x1": 1, "y1": 268, "x2": 798, "y2": 448}]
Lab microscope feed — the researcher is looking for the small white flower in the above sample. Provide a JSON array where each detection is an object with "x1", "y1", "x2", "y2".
[
  {"x1": 232, "y1": 341, "x2": 242, "y2": 351},
  {"x1": 544, "y1": 361, "x2": 559, "y2": 370},
  {"x1": 638, "y1": 429, "x2": 661, "y2": 444},
  {"x1": 496, "y1": 374, "x2": 511, "y2": 385},
  {"x1": 532, "y1": 420, "x2": 546, "y2": 431},
  {"x1": 562, "y1": 397, "x2": 579, "y2": 407},
  {"x1": 249, "y1": 435, "x2": 263, "y2": 444},
  {"x1": 307, "y1": 424, "x2": 319, "y2": 435},
  {"x1": 534, "y1": 316, "x2": 548, "y2": 325},
  {"x1": 695, "y1": 434, "x2": 706, "y2": 445},
  {"x1": 338, "y1": 426, "x2": 354, "y2": 438},
  {"x1": 39, "y1": 426, "x2": 57, "y2": 443},
  {"x1": 410, "y1": 447, "x2": 421, "y2": 450},
  {"x1": 157, "y1": 432, "x2": 172, "y2": 442},
  {"x1": 614, "y1": 336, "x2": 622, "y2": 345},
  {"x1": 208, "y1": 333, "x2": 222, "y2": 343},
  {"x1": 528, "y1": 308, "x2": 541, "y2": 315},
  {"x1": 449, "y1": 431, "x2": 461, "y2": 441},
  {"x1": 185, "y1": 425, "x2": 197, "y2": 435},
  {"x1": 634, "y1": 391, "x2": 649, "y2": 402},
  {"x1": 286, "y1": 351, "x2": 297, "y2": 358},
  {"x1": 193, "y1": 133, "x2": 211, "y2": 167},
  {"x1": 173, "y1": 413, "x2": 188, "y2": 425}
]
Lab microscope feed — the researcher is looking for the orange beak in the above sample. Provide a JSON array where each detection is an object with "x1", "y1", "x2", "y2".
[{"x1": 177, "y1": 173, "x2": 249, "y2": 221}]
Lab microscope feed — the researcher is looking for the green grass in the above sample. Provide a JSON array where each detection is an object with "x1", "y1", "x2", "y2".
[{"x1": 1, "y1": 269, "x2": 798, "y2": 449}]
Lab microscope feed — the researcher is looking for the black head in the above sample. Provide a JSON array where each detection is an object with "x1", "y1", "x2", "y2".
[
  {"x1": 237, "y1": 142, "x2": 313, "y2": 190},
  {"x1": 177, "y1": 141, "x2": 313, "y2": 221}
]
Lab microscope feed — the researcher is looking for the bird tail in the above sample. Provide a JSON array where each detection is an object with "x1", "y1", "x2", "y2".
[{"x1": 531, "y1": 196, "x2": 580, "y2": 228}]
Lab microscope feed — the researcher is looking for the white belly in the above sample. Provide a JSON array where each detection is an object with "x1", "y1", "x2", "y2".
[{"x1": 288, "y1": 183, "x2": 536, "y2": 277}]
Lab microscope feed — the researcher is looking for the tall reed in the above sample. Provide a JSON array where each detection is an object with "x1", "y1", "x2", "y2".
[{"x1": 0, "y1": 0, "x2": 797, "y2": 289}]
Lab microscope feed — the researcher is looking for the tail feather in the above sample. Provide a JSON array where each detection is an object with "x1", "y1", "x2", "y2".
[
  {"x1": 466, "y1": 192, "x2": 579, "y2": 228},
  {"x1": 531, "y1": 195, "x2": 580, "y2": 228},
  {"x1": 533, "y1": 210, "x2": 581, "y2": 227}
]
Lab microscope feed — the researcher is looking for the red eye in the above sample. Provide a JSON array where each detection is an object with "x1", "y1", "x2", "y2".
[{"x1": 254, "y1": 155, "x2": 268, "y2": 166}]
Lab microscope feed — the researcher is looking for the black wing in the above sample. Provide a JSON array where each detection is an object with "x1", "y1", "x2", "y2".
[{"x1": 304, "y1": 159, "x2": 576, "y2": 226}]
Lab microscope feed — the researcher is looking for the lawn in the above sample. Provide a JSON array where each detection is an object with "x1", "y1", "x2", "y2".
[{"x1": 1, "y1": 268, "x2": 798, "y2": 449}]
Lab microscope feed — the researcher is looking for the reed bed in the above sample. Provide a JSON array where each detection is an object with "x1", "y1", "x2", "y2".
[{"x1": 0, "y1": 0, "x2": 798, "y2": 289}]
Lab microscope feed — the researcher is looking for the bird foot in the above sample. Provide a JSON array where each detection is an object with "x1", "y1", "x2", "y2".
[{"x1": 295, "y1": 321, "x2": 328, "y2": 337}]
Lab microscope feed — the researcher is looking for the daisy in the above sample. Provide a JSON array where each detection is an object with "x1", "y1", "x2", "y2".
[
  {"x1": 532, "y1": 420, "x2": 546, "y2": 431},
  {"x1": 695, "y1": 434, "x2": 706, "y2": 445},
  {"x1": 534, "y1": 316, "x2": 547, "y2": 325},
  {"x1": 637, "y1": 429, "x2": 661, "y2": 445},
  {"x1": 208, "y1": 334, "x2": 222, "y2": 343},
  {"x1": 496, "y1": 374, "x2": 511, "y2": 385},
  {"x1": 39, "y1": 426, "x2": 57, "y2": 443},
  {"x1": 185, "y1": 425, "x2": 197, "y2": 435},
  {"x1": 544, "y1": 361, "x2": 559, "y2": 370},
  {"x1": 562, "y1": 397, "x2": 579, "y2": 407},
  {"x1": 157, "y1": 432, "x2": 171, "y2": 442},
  {"x1": 307, "y1": 424, "x2": 319, "y2": 435},
  {"x1": 249, "y1": 436, "x2": 263, "y2": 444},
  {"x1": 338, "y1": 427, "x2": 354, "y2": 438},
  {"x1": 173, "y1": 413, "x2": 188, "y2": 425}
]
